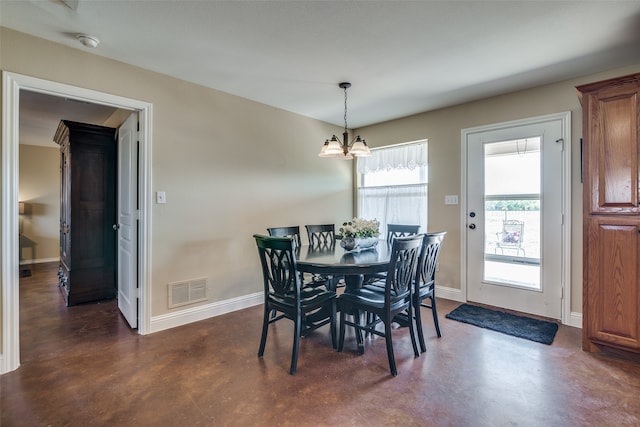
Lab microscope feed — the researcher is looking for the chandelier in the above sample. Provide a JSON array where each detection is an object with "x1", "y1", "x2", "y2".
[{"x1": 318, "y1": 82, "x2": 371, "y2": 159}]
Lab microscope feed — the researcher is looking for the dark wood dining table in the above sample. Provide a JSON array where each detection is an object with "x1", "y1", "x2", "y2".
[{"x1": 296, "y1": 241, "x2": 392, "y2": 292}]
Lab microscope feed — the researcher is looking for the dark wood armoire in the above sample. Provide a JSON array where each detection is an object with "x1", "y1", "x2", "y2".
[
  {"x1": 54, "y1": 120, "x2": 117, "y2": 306},
  {"x1": 577, "y1": 73, "x2": 640, "y2": 358}
]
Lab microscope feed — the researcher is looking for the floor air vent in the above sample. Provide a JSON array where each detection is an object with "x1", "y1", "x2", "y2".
[{"x1": 168, "y1": 278, "x2": 207, "y2": 308}]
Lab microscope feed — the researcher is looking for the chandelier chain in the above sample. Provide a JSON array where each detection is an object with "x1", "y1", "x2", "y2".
[{"x1": 344, "y1": 85, "x2": 348, "y2": 131}]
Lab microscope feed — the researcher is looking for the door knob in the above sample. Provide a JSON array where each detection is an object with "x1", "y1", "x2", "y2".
[
  {"x1": 468, "y1": 224, "x2": 476, "y2": 230},
  {"x1": 469, "y1": 212, "x2": 476, "y2": 218},
  {"x1": 112, "y1": 224, "x2": 120, "y2": 231}
]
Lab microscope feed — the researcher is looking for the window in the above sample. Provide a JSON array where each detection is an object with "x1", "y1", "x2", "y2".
[{"x1": 357, "y1": 141, "x2": 428, "y2": 237}]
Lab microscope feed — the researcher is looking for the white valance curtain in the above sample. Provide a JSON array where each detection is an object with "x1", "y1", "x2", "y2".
[{"x1": 357, "y1": 141, "x2": 428, "y2": 174}]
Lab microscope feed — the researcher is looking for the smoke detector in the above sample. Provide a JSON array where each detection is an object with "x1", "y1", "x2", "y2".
[{"x1": 76, "y1": 34, "x2": 100, "y2": 48}]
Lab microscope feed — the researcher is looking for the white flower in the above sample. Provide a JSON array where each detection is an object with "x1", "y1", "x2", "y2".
[{"x1": 338, "y1": 217, "x2": 380, "y2": 238}]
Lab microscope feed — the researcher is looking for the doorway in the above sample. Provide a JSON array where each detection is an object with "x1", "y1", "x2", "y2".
[
  {"x1": 1, "y1": 71, "x2": 152, "y2": 374},
  {"x1": 461, "y1": 112, "x2": 571, "y2": 321}
]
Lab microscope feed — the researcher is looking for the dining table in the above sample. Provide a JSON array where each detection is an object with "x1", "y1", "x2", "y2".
[{"x1": 296, "y1": 241, "x2": 393, "y2": 292}]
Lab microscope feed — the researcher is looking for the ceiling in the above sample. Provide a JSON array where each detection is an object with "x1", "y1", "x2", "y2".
[{"x1": 3, "y1": 0, "x2": 640, "y2": 147}]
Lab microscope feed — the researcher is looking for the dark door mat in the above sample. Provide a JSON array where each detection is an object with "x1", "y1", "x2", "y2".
[{"x1": 445, "y1": 303, "x2": 559, "y2": 345}]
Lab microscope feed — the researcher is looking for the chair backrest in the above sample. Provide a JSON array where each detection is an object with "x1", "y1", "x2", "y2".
[
  {"x1": 499, "y1": 220, "x2": 524, "y2": 248},
  {"x1": 253, "y1": 234, "x2": 300, "y2": 300},
  {"x1": 386, "y1": 224, "x2": 421, "y2": 244},
  {"x1": 415, "y1": 232, "x2": 446, "y2": 291},
  {"x1": 305, "y1": 224, "x2": 336, "y2": 249},
  {"x1": 267, "y1": 226, "x2": 301, "y2": 249},
  {"x1": 384, "y1": 234, "x2": 423, "y2": 303}
]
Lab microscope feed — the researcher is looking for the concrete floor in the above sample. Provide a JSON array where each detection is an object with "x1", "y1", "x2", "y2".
[{"x1": 2, "y1": 262, "x2": 640, "y2": 426}]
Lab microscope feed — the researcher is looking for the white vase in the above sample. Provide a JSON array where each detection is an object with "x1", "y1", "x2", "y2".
[
  {"x1": 341, "y1": 236, "x2": 378, "y2": 252},
  {"x1": 355, "y1": 237, "x2": 379, "y2": 250}
]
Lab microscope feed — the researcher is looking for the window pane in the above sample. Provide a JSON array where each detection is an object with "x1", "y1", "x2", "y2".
[
  {"x1": 485, "y1": 138, "x2": 540, "y2": 196},
  {"x1": 483, "y1": 138, "x2": 541, "y2": 290}
]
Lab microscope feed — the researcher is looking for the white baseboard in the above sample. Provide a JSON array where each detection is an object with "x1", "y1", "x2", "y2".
[
  {"x1": 20, "y1": 257, "x2": 59, "y2": 265},
  {"x1": 566, "y1": 311, "x2": 582, "y2": 329},
  {"x1": 144, "y1": 285, "x2": 585, "y2": 335},
  {"x1": 0, "y1": 354, "x2": 8, "y2": 375},
  {"x1": 152, "y1": 287, "x2": 464, "y2": 335},
  {"x1": 436, "y1": 285, "x2": 465, "y2": 303},
  {"x1": 149, "y1": 291, "x2": 263, "y2": 334}
]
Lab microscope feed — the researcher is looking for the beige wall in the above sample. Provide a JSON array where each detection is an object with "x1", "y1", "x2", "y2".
[
  {"x1": 18, "y1": 145, "x2": 60, "y2": 263},
  {"x1": 358, "y1": 62, "x2": 640, "y2": 315},
  {"x1": 1, "y1": 28, "x2": 352, "y2": 329},
  {"x1": 3, "y1": 25, "x2": 640, "y2": 340}
]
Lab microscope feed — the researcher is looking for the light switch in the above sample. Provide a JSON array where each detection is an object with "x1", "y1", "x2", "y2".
[
  {"x1": 156, "y1": 191, "x2": 166, "y2": 204},
  {"x1": 444, "y1": 195, "x2": 458, "y2": 205}
]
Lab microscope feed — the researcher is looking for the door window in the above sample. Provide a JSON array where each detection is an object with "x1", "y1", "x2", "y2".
[{"x1": 484, "y1": 138, "x2": 541, "y2": 289}]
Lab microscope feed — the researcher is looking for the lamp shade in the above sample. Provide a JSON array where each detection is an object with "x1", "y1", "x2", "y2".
[{"x1": 349, "y1": 137, "x2": 371, "y2": 157}]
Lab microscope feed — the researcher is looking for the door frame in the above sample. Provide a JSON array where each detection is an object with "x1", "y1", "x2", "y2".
[
  {"x1": 460, "y1": 111, "x2": 572, "y2": 325},
  {"x1": 1, "y1": 71, "x2": 153, "y2": 374}
]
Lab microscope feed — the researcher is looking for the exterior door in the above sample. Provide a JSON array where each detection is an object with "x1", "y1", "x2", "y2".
[
  {"x1": 117, "y1": 113, "x2": 138, "y2": 328},
  {"x1": 463, "y1": 113, "x2": 569, "y2": 319}
]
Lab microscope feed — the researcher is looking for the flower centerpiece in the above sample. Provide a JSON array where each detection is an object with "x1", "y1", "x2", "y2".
[{"x1": 338, "y1": 218, "x2": 380, "y2": 252}]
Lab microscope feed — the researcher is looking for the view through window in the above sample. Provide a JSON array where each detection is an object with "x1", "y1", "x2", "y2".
[
  {"x1": 484, "y1": 137, "x2": 541, "y2": 289},
  {"x1": 356, "y1": 141, "x2": 428, "y2": 237}
]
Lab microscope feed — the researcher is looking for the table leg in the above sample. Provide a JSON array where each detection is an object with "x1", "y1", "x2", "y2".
[{"x1": 344, "y1": 274, "x2": 363, "y2": 293}]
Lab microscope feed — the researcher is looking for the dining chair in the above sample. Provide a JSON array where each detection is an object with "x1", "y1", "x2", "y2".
[
  {"x1": 386, "y1": 224, "x2": 421, "y2": 243},
  {"x1": 305, "y1": 224, "x2": 336, "y2": 249},
  {"x1": 363, "y1": 223, "x2": 421, "y2": 295},
  {"x1": 267, "y1": 225, "x2": 334, "y2": 291},
  {"x1": 337, "y1": 234, "x2": 422, "y2": 376},
  {"x1": 267, "y1": 226, "x2": 302, "y2": 249},
  {"x1": 413, "y1": 231, "x2": 446, "y2": 353},
  {"x1": 304, "y1": 224, "x2": 342, "y2": 288},
  {"x1": 254, "y1": 234, "x2": 337, "y2": 375}
]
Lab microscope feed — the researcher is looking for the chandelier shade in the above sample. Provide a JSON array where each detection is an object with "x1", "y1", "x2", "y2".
[{"x1": 318, "y1": 82, "x2": 371, "y2": 159}]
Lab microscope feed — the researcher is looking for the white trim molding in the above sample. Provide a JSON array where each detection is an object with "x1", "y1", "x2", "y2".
[
  {"x1": 1, "y1": 71, "x2": 153, "y2": 374},
  {"x1": 436, "y1": 286, "x2": 465, "y2": 303},
  {"x1": 567, "y1": 312, "x2": 583, "y2": 329},
  {"x1": 460, "y1": 111, "x2": 572, "y2": 326},
  {"x1": 150, "y1": 292, "x2": 263, "y2": 334}
]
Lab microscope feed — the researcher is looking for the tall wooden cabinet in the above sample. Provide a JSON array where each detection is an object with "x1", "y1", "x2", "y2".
[
  {"x1": 55, "y1": 120, "x2": 117, "y2": 306},
  {"x1": 577, "y1": 73, "x2": 640, "y2": 355}
]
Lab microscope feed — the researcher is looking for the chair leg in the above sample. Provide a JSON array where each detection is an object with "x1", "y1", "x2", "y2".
[
  {"x1": 365, "y1": 311, "x2": 377, "y2": 337},
  {"x1": 338, "y1": 309, "x2": 346, "y2": 352},
  {"x1": 383, "y1": 318, "x2": 398, "y2": 376},
  {"x1": 407, "y1": 304, "x2": 419, "y2": 358},
  {"x1": 290, "y1": 314, "x2": 302, "y2": 375},
  {"x1": 431, "y1": 296, "x2": 442, "y2": 338},
  {"x1": 415, "y1": 299, "x2": 427, "y2": 353},
  {"x1": 330, "y1": 300, "x2": 337, "y2": 350},
  {"x1": 258, "y1": 305, "x2": 270, "y2": 357}
]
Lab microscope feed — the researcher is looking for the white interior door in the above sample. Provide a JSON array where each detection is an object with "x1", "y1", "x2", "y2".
[
  {"x1": 117, "y1": 113, "x2": 138, "y2": 328},
  {"x1": 464, "y1": 113, "x2": 569, "y2": 319}
]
